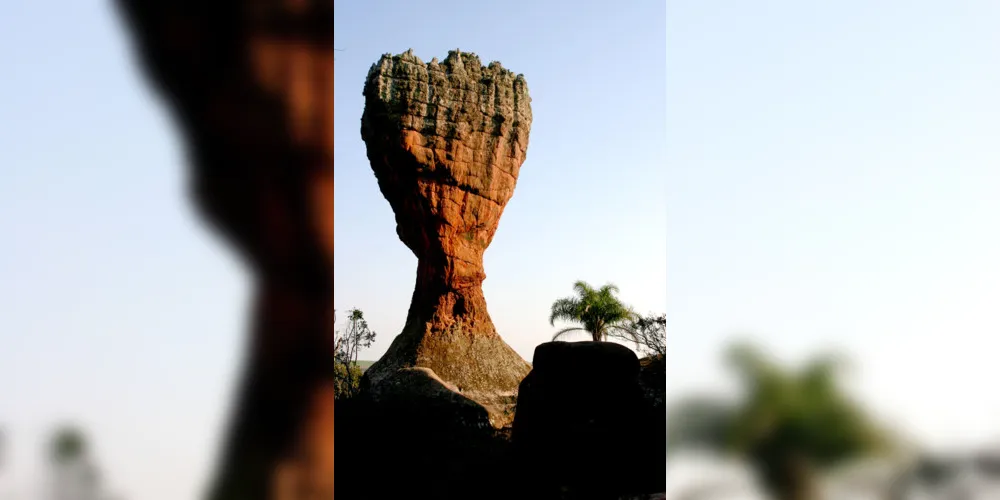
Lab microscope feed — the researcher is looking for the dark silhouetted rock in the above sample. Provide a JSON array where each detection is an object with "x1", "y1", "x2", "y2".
[
  {"x1": 365, "y1": 367, "x2": 494, "y2": 431},
  {"x1": 359, "y1": 49, "x2": 533, "y2": 426},
  {"x1": 512, "y1": 342, "x2": 666, "y2": 499},
  {"x1": 335, "y1": 388, "x2": 515, "y2": 500}
]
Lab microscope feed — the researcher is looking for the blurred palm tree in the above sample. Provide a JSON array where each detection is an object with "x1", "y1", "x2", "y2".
[
  {"x1": 47, "y1": 426, "x2": 111, "y2": 500},
  {"x1": 668, "y1": 342, "x2": 893, "y2": 500},
  {"x1": 50, "y1": 427, "x2": 86, "y2": 465},
  {"x1": 549, "y1": 281, "x2": 637, "y2": 342}
]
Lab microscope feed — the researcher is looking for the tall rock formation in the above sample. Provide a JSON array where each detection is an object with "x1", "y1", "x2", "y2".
[
  {"x1": 360, "y1": 50, "x2": 532, "y2": 424},
  {"x1": 114, "y1": 2, "x2": 334, "y2": 499}
]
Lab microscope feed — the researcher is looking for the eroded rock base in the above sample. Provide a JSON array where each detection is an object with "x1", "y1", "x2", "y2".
[{"x1": 364, "y1": 327, "x2": 528, "y2": 427}]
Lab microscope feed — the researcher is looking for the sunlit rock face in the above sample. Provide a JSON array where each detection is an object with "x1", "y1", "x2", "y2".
[{"x1": 360, "y1": 49, "x2": 532, "y2": 425}]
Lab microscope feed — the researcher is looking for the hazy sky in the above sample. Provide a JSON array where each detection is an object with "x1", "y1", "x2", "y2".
[
  {"x1": 3, "y1": 0, "x2": 1000, "y2": 498},
  {"x1": 1, "y1": 1, "x2": 245, "y2": 499},
  {"x1": 667, "y1": 0, "x2": 1000, "y2": 450}
]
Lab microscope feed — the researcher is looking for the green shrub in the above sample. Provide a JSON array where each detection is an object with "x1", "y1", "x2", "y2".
[{"x1": 335, "y1": 362, "x2": 364, "y2": 400}]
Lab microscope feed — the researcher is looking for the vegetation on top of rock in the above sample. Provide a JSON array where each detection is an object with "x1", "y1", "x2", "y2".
[
  {"x1": 549, "y1": 280, "x2": 639, "y2": 342},
  {"x1": 368, "y1": 49, "x2": 527, "y2": 91}
]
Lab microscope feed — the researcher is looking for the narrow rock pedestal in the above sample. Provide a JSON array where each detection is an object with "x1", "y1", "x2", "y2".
[{"x1": 359, "y1": 50, "x2": 533, "y2": 425}]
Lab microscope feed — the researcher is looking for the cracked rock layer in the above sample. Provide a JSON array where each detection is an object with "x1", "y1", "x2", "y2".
[{"x1": 360, "y1": 49, "x2": 532, "y2": 425}]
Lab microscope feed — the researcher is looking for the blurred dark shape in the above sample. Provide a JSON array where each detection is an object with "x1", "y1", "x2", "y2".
[
  {"x1": 47, "y1": 426, "x2": 117, "y2": 500},
  {"x1": 914, "y1": 456, "x2": 957, "y2": 487},
  {"x1": 668, "y1": 342, "x2": 893, "y2": 500},
  {"x1": 889, "y1": 450, "x2": 1000, "y2": 500},
  {"x1": 49, "y1": 427, "x2": 87, "y2": 465},
  {"x1": 666, "y1": 396, "x2": 734, "y2": 450},
  {"x1": 112, "y1": 1, "x2": 334, "y2": 498},
  {"x1": 512, "y1": 341, "x2": 666, "y2": 499},
  {"x1": 975, "y1": 451, "x2": 1000, "y2": 478}
]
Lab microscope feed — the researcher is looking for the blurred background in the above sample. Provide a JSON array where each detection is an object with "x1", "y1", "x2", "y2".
[
  {"x1": 0, "y1": 1, "x2": 244, "y2": 499},
  {"x1": 666, "y1": 0, "x2": 1000, "y2": 499},
  {"x1": 4, "y1": 0, "x2": 1000, "y2": 499}
]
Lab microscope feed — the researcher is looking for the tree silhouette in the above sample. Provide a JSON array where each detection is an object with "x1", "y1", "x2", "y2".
[{"x1": 334, "y1": 308, "x2": 376, "y2": 398}]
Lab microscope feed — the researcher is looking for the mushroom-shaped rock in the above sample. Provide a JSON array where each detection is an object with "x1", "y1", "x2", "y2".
[{"x1": 360, "y1": 50, "x2": 532, "y2": 425}]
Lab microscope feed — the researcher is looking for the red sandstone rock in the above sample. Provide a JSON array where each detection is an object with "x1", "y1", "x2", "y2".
[
  {"x1": 360, "y1": 50, "x2": 533, "y2": 425},
  {"x1": 115, "y1": 1, "x2": 334, "y2": 499}
]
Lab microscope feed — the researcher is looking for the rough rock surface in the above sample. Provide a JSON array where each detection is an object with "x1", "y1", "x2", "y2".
[
  {"x1": 115, "y1": 2, "x2": 335, "y2": 499},
  {"x1": 359, "y1": 49, "x2": 532, "y2": 425},
  {"x1": 364, "y1": 367, "x2": 494, "y2": 431},
  {"x1": 512, "y1": 342, "x2": 667, "y2": 498}
]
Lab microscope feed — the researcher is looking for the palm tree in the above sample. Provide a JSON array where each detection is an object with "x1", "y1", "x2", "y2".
[
  {"x1": 668, "y1": 342, "x2": 893, "y2": 500},
  {"x1": 549, "y1": 281, "x2": 637, "y2": 342}
]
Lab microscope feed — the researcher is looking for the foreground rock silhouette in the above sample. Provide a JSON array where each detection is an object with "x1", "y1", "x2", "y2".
[
  {"x1": 337, "y1": 342, "x2": 666, "y2": 500},
  {"x1": 512, "y1": 342, "x2": 667, "y2": 498},
  {"x1": 115, "y1": 2, "x2": 334, "y2": 499},
  {"x1": 360, "y1": 49, "x2": 533, "y2": 424}
]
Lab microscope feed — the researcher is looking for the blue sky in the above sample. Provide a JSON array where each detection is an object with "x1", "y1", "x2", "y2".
[{"x1": 3, "y1": 0, "x2": 1000, "y2": 498}]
